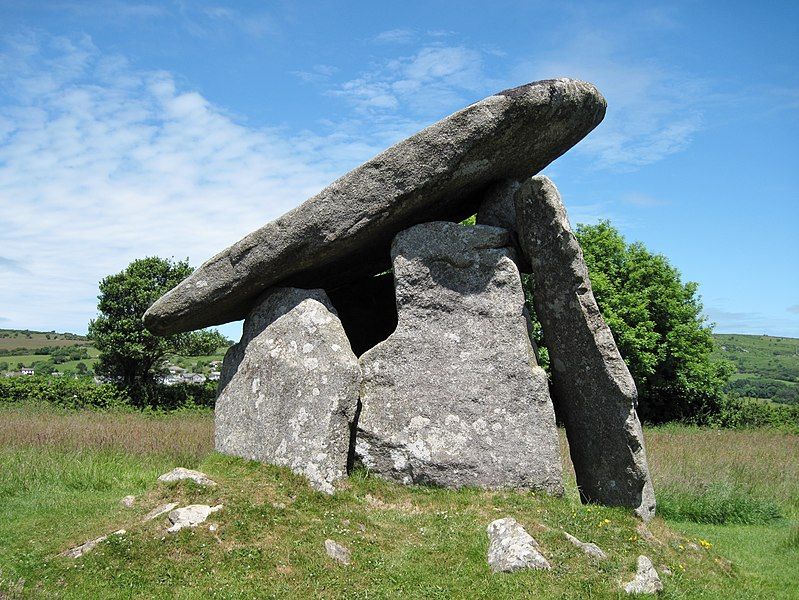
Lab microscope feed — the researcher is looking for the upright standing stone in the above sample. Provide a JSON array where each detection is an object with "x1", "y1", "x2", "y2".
[
  {"x1": 514, "y1": 175, "x2": 655, "y2": 520},
  {"x1": 215, "y1": 287, "x2": 361, "y2": 494},
  {"x1": 356, "y1": 222, "x2": 562, "y2": 492}
]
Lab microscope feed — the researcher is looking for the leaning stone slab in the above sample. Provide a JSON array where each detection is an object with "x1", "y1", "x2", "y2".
[
  {"x1": 144, "y1": 79, "x2": 606, "y2": 335},
  {"x1": 167, "y1": 504, "x2": 223, "y2": 533},
  {"x1": 623, "y1": 555, "x2": 663, "y2": 594},
  {"x1": 158, "y1": 467, "x2": 217, "y2": 487},
  {"x1": 487, "y1": 517, "x2": 550, "y2": 573},
  {"x1": 514, "y1": 175, "x2": 655, "y2": 521},
  {"x1": 215, "y1": 287, "x2": 361, "y2": 494},
  {"x1": 356, "y1": 222, "x2": 562, "y2": 492},
  {"x1": 60, "y1": 529, "x2": 126, "y2": 559}
]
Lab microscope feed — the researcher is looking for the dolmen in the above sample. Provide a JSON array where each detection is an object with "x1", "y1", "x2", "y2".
[{"x1": 144, "y1": 78, "x2": 656, "y2": 520}]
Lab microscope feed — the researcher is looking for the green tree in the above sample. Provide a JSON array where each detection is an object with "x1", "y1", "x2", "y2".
[
  {"x1": 561, "y1": 221, "x2": 733, "y2": 423},
  {"x1": 88, "y1": 257, "x2": 228, "y2": 406}
]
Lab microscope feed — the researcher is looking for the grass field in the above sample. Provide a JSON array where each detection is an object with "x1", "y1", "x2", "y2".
[
  {"x1": 1, "y1": 405, "x2": 796, "y2": 598},
  {"x1": 713, "y1": 334, "x2": 799, "y2": 384},
  {"x1": 0, "y1": 329, "x2": 89, "y2": 351}
]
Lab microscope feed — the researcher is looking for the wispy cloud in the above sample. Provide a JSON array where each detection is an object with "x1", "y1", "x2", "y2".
[
  {"x1": 705, "y1": 306, "x2": 799, "y2": 337},
  {"x1": 331, "y1": 44, "x2": 498, "y2": 118},
  {"x1": 621, "y1": 192, "x2": 669, "y2": 207},
  {"x1": 788, "y1": 305, "x2": 799, "y2": 315},
  {"x1": 512, "y1": 31, "x2": 706, "y2": 171},
  {"x1": 373, "y1": 28, "x2": 416, "y2": 44},
  {"x1": 0, "y1": 32, "x2": 370, "y2": 332}
]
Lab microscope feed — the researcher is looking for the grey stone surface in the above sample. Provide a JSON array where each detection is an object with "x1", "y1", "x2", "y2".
[
  {"x1": 60, "y1": 530, "x2": 126, "y2": 559},
  {"x1": 143, "y1": 502, "x2": 179, "y2": 522},
  {"x1": 324, "y1": 539, "x2": 352, "y2": 565},
  {"x1": 477, "y1": 179, "x2": 528, "y2": 272},
  {"x1": 144, "y1": 79, "x2": 606, "y2": 335},
  {"x1": 157, "y1": 467, "x2": 217, "y2": 487},
  {"x1": 356, "y1": 222, "x2": 562, "y2": 492},
  {"x1": 564, "y1": 531, "x2": 608, "y2": 560},
  {"x1": 215, "y1": 287, "x2": 361, "y2": 494},
  {"x1": 120, "y1": 495, "x2": 135, "y2": 508},
  {"x1": 486, "y1": 517, "x2": 550, "y2": 573},
  {"x1": 623, "y1": 555, "x2": 663, "y2": 594},
  {"x1": 514, "y1": 175, "x2": 656, "y2": 521},
  {"x1": 167, "y1": 504, "x2": 223, "y2": 533}
]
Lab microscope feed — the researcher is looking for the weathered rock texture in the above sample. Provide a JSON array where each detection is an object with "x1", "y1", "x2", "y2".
[
  {"x1": 623, "y1": 555, "x2": 663, "y2": 594},
  {"x1": 564, "y1": 531, "x2": 608, "y2": 560},
  {"x1": 60, "y1": 530, "x2": 126, "y2": 559},
  {"x1": 215, "y1": 287, "x2": 361, "y2": 494},
  {"x1": 356, "y1": 222, "x2": 562, "y2": 491},
  {"x1": 144, "y1": 79, "x2": 606, "y2": 335},
  {"x1": 167, "y1": 504, "x2": 223, "y2": 533},
  {"x1": 157, "y1": 467, "x2": 217, "y2": 487},
  {"x1": 324, "y1": 539, "x2": 352, "y2": 565},
  {"x1": 486, "y1": 517, "x2": 550, "y2": 573},
  {"x1": 514, "y1": 175, "x2": 655, "y2": 520}
]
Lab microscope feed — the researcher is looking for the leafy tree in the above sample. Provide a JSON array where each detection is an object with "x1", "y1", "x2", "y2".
[
  {"x1": 88, "y1": 257, "x2": 228, "y2": 406},
  {"x1": 559, "y1": 221, "x2": 733, "y2": 423}
]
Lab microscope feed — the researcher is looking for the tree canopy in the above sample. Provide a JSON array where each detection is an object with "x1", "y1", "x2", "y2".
[{"x1": 88, "y1": 256, "x2": 228, "y2": 405}]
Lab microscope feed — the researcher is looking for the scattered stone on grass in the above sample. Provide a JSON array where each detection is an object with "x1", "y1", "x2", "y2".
[
  {"x1": 486, "y1": 517, "x2": 550, "y2": 573},
  {"x1": 167, "y1": 504, "x2": 223, "y2": 533},
  {"x1": 623, "y1": 555, "x2": 663, "y2": 595},
  {"x1": 564, "y1": 531, "x2": 608, "y2": 559},
  {"x1": 120, "y1": 495, "x2": 135, "y2": 508},
  {"x1": 60, "y1": 529, "x2": 126, "y2": 559},
  {"x1": 143, "y1": 502, "x2": 179, "y2": 522},
  {"x1": 324, "y1": 539, "x2": 351, "y2": 565},
  {"x1": 157, "y1": 467, "x2": 217, "y2": 486}
]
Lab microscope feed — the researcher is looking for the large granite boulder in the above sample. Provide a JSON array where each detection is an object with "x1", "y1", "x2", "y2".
[
  {"x1": 514, "y1": 175, "x2": 655, "y2": 520},
  {"x1": 356, "y1": 222, "x2": 563, "y2": 492},
  {"x1": 144, "y1": 79, "x2": 606, "y2": 335},
  {"x1": 215, "y1": 287, "x2": 361, "y2": 494}
]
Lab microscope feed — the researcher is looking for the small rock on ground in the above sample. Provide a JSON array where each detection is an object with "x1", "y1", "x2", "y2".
[
  {"x1": 623, "y1": 555, "x2": 663, "y2": 594},
  {"x1": 120, "y1": 495, "x2": 135, "y2": 508},
  {"x1": 324, "y1": 539, "x2": 351, "y2": 565},
  {"x1": 564, "y1": 531, "x2": 608, "y2": 560},
  {"x1": 60, "y1": 529, "x2": 126, "y2": 559},
  {"x1": 157, "y1": 467, "x2": 217, "y2": 486},
  {"x1": 167, "y1": 505, "x2": 223, "y2": 533},
  {"x1": 486, "y1": 517, "x2": 550, "y2": 573},
  {"x1": 143, "y1": 502, "x2": 179, "y2": 522}
]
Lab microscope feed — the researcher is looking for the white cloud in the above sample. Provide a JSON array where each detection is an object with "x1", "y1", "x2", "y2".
[
  {"x1": 621, "y1": 192, "x2": 668, "y2": 207},
  {"x1": 0, "y1": 33, "x2": 371, "y2": 333},
  {"x1": 788, "y1": 305, "x2": 799, "y2": 315}
]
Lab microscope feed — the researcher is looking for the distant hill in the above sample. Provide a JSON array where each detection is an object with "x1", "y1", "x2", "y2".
[
  {"x1": 713, "y1": 333, "x2": 799, "y2": 404},
  {"x1": 0, "y1": 328, "x2": 89, "y2": 351}
]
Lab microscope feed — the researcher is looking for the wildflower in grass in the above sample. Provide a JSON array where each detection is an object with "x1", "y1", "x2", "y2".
[
  {"x1": 678, "y1": 544, "x2": 684, "y2": 551},
  {"x1": 698, "y1": 538, "x2": 712, "y2": 549},
  {"x1": 597, "y1": 518, "x2": 611, "y2": 528}
]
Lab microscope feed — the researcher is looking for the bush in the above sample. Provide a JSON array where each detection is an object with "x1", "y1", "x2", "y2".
[
  {"x1": 657, "y1": 482, "x2": 782, "y2": 524},
  {"x1": 0, "y1": 377, "x2": 128, "y2": 410},
  {"x1": 710, "y1": 395, "x2": 799, "y2": 431}
]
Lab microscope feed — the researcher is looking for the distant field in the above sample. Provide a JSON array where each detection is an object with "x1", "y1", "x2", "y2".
[
  {"x1": 0, "y1": 328, "x2": 89, "y2": 351},
  {"x1": 713, "y1": 334, "x2": 799, "y2": 403}
]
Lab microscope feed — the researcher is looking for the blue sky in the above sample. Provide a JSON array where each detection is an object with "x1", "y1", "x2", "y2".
[{"x1": 1, "y1": 0, "x2": 797, "y2": 341}]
